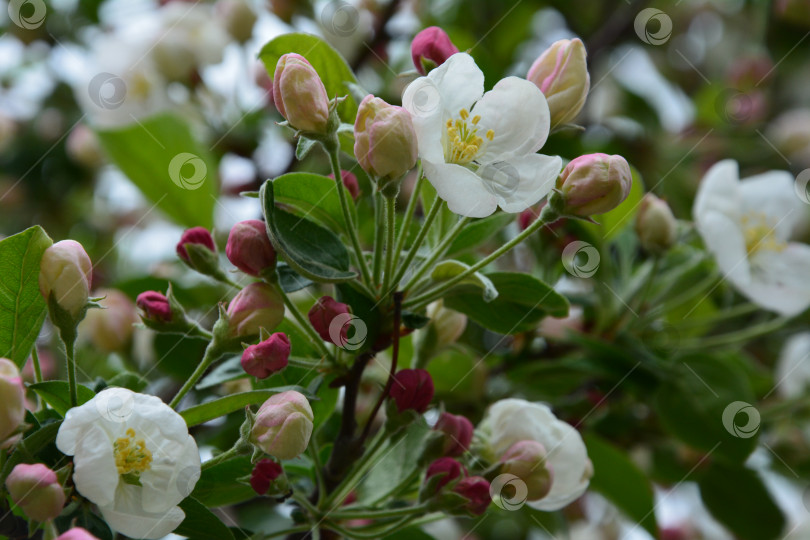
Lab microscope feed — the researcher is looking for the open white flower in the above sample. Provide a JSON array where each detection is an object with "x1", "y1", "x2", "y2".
[
  {"x1": 402, "y1": 53, "x2": 562, "y2": 218},
  {"x1": 694, "y1": 160, "x2": 810, "y2": 316},
  {"x1": 56, "y1": 388, "x2": 200, "y2": 540},
  {"x1": 775, "y1": 333, "x2": 810, "y2": 399},
  {"x1": 478, "y1": 398, "x2": 592, "y2": 511}
]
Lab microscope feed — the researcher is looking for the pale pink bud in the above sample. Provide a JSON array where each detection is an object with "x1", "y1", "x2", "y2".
[
  {"x1": 241, "y1": 332, "x2": 290, "y2": 378},
  {"x1": 66, "y1": 124, "x2": 103, "y2": 168},
  {"x1": 411, "y1": 27, "x2": 459, "y2": 75},
  {"x1": 216, "y1": 0, "x2": 257, "y2": 43},
  {"x1": 226, "y1": 282, "x2": 285, "y2": 337},
  {"x1": 226, "y1": 220, "x2": 276, "y2": 276},
  {"x1": 538, "y1": 305, "x2": 584, "y2": 341},
  {"x1": 6, "y1": 463, "x2": 66, "y2": 522},
  {"x1": 79, "y1": 289, "x2": 137, "y2": 352},
  {"x1": 176, "y1": 227, "x2": 216, "y2": 263},
  {"x1": 527, "y1": 38, "x2": 590, "y2": 127},
  {"x1": 500, "y1": 440, "x2": 553, "y2": 501},
  {"x1": 556, "y1": 153, "x2": 632, "y2": 216},
  {"x1": 251, "y1": 390, "x2": 314, "y2": 460},
  {"x1": 0, "y1": 358, "x2": 25, "y2": 443},
  {"x1": 273, "y1": 53, "x2": 330, "y2": 133},
  {"x1": 354, "y1": 95, "x2": 418, "y2": 181},
  {"x1": 56, "y1": 528, "x2": 101, "y2": 540},
  {"x1": 39, "y1": 240, "x2": 93, "y2": 318},
  {"x1": 636, "y1": 193, "x2": 677, "y2": 253}
]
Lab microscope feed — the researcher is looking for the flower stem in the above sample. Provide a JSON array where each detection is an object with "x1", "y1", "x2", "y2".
[
  {"x1": 372, "y1": 191, "x2": 385, "y2": 288},
  {"x1": 392, "y1": 169, "x2": 424, "y2": 269},
  {"x1": 401, "y1": 216, "x2": 470, "y2": 293},
  {"x1": 325, "y1": 515, "x2": 417, "y2": 539},
  {"x1": 390, "y1": 197, "x2": 442, "y2": 290},
  {"x1": 169, "y1": 341, "x2": 223, "y2": 409},
  {"x1": 326, "y1": 143, "x2": 374, "y2": 290},
  {"x1": 381, "y1": 196, "x2": 397, "y2": 296},
  {"x1": 31, "y1": 346, "x2": 43, "y2": 384},
  {"x1": 65, "y1": 338, "x2": 78, "y2": 407},
  {"x1": 330, "y1": 503, "x2": 430, "y2": 521},
  {"x1": 678, "y1": 316, "x2": 791, "y2": 350},
  {"x1": 404, "y1": 205, "x2": 557, "y2": 309},
  {"x1": 201, "y1": 444, "x2": 243, "y2": 470},
  {"x1": 323, "y1": 427, "x2": 388, "y2": 510}
]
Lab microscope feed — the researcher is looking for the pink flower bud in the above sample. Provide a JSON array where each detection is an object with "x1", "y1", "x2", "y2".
[
  {"x1": 527, "y1": 38, "x2": 590, "y2": 127},
  {"x1": 354, "y1": 95, "x2": 418, "y2": 181},
  {"x1": 136, "y1": 291, "x2": 173, "y2": 323},
  {"x1": 0, "y1": 358, "x2": 25, "y2": 443},
  {"x1": 411, "y1": 27, "x2": 459, "y2": 75},
  {"x1": 250, "y1": 458, "x2": 283, "y2": 494},
  {"x1": 250, "y1": 390, "x2": 314, "y2": 460},
  {"x1": 5, "y1": 463, "x2": 66, "y2": 522},
  {"x1": 425, "y1": 457, "x2": 464, "y2": 493},
  {"x1": 56, "y1": 528, "x2": 101, "y2": 540},
  {"x1": 433, "y1": 412, "x2": 474, "y2": 457},
  {"x1": 176, "y1": 227, "x2": 216, "y2": 263},
  {"x1": 556, "y1": 153, "x2": 632, "y2": 216},
  {"x1": 636, "y1": 193, "x2": 677, "y2": 253},
  {"x1": 226, "y1": 220, "x2": 276, "y2": 276},
  {"x1": 241, "y1": 332, "x2": 290, "y2": 378},
  {"x1": 308, "y1": 296, "x2": 351, "y2": 344},
  {"x1": 80, "y1": 289, "x2": 137, "y2": 352},
  {"x1": 389, "y1": 368, "x2": 434, "y2": 414},
  {"x1": 328, "y1": 170, "x2": 361, "y2": 200},
  {"x1": 453, "y1": 476, "x2": 491, "y2": 515},
  {"x1": 273, "y1": 53, "x2": 330, "y2": 133},
  {"x1": 66, "y1": 124, "x2": 103, "y2": 168},
  {"x1": 499, "y1": 440, "x2": 553, "y2": 501},
  {"x1": 227, "y1": 282, "x2": 285, "y2": 337},
  {"x1": 39, "y1": 240, "x2": 92, "y2": 318}
]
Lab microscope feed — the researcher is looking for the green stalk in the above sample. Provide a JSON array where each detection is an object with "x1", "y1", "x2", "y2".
[
  {"x1": 372, "y1": 191, "x2": 385, "y2": 288},
  {"x1": 330, "y1": 503, "x2": 430, "y2": 521},
  {"x1": 389, "y1": 197, "x2": 443, "y2": 290},
  {"x1": 31, "y1": 347, "x2": 43, "y2": 384},
  {"x1": 401, "y1": 216, "x2": 470, "y2": 293},
  {"x1": 323, "y1": 428, "x2": 388, "y2": 510},
  {"x1": 325, "y1": 516, "x2": 416, "y2": 540},
  {"x1": 381, "y1": 196, "x2": 397, "y2": 295},
  {"x1": 327, "y1": 144, "x2": 374, "y2": 289},
  {"x1": 392, "y1": 169, "x2": 424, "y2": 268},
  {"x1": 65, "y1": 339, "x2": 77, "y2": 407},
  {"x1": 677, "y1": 316, "x2": 790, "y2": 350},
  {"x1": 404, "y1": 205, "x2": 557, "y2": 309},
  {"x1": 201, "y1": 445, "x2": 242, "y2": 470},
  {"x1": 169, "y1": 342, "x2": 223, "y2": 409}
]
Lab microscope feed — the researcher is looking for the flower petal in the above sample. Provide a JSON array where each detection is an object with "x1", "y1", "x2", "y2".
[
  {"x1": 740, "y1": 170, "x2": 804, "y2": 241},
  {"x1": 697, "y1": 211, "x2": 751, "y2": 287},
  {"x1": 528, "y1": 420, "x2": 590, "y2": 511},
  {"x1": 101, "y1": 499, "x2": 185, "y2": 540},
  {"x1": 427, "y1": 53, "x2": 484, "y2": 119},
  {"x1": 746, "y1": 242, "x2": 810, "y2": 316},
  {"x1": 693, "y1": 159, "x2": 742, "y2": 225},
  {"x1": 473, "y1": 77, "x2": 551, "y2": 160},
  {"x1": 140, "y1": 434, "x2": 201, "y2": 512},
  {"x1": 72, "y1": 424, "x2": 118, "y2": 507},
  {"x1": 402, "y1": 77, "x2": 445, "y2": 163},
  {"x1": 423, "y1": 161, "x2": 498, "y2": 218},
  {"x1": 477, "y1": 154, "x2": 561, "y2": 213}
]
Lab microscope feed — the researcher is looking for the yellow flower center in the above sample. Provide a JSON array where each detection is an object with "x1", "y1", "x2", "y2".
[
  {"x1": 741, "y1": 212, "x2": 786, "y2": 256},
  {"x1": 444, "y1": 108, "x2": 494, "y2": 165},
  {"x1": 114, "y1": 428, "x2": 153, "y2": 477}
]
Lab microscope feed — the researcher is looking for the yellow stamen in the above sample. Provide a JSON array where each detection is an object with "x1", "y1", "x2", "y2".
[
  {"x1": 486, "y1": 130, "x2": 494, "y2": 141},
  {"x1": 741, "y1": 212, "x2": 786, "y2": 256},
  {"x1": 459, "y1": 109, "x2": 469, "y2": 120},
  {"x1": 472, "y1": 115, "x2": 481, "y2": 125},
  {"x1": 113, "y1": 428, "x2": 153, "y2": 476},
  {"x1": 444, "y1": 109, "x2": 493, "y2": 165}
]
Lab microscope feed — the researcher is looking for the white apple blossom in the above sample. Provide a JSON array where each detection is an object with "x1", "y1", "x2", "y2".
[
  {"x1": 402, "y1": 53, "x2": 562, "y2": 218},
  {"x1": 775, "y1": 332, "x2": 810, "y2": 399},
  {"x1": 478, "y1": 398, "x2": 592, "y2": 511},
  {"x1": 56, "y1": 388, "x2": 200, "y2": 540},
  {"x1": 693, "y1": 160, "x2": 810, "y2": 316}
]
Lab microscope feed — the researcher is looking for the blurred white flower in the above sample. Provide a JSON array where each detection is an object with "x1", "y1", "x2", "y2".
[
  {"x1": 693, "y1": 159, "x2": 810, "y2": 316},
  {"x1": 402, "y1": 53, "x2": 562, "y2": 218},
  {"x1": 775, "y1": 333, "x2": 810, "y2": 398},
  {"x1": 56, "y1": 388, "x2": 200, "y2": 539},
  {"x1": 477, "y1": 398, "x2": 592, "y2": 511}
]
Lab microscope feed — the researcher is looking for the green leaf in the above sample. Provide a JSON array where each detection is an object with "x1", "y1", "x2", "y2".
[
  {"x1": 443, "y1": 272, "x2": 569, "y2": 335},
  {"x1": 654, "y1": 353, "x2": 758, "y2": 464},
  {"x1": 258, "y1": 33, "x2": 358, "y2": 122},
  {"x1": 277, "y1": 263, "x2": 314, "y2": 293},
  {"x1": 295, "y1": 136, "x2": 317, "y2": 160},
  {"x1": 192, "y1": 456, "x2": 255, "y2": 508},
  {"x1": 196, "y1": 355, "x2": 245, "y2": 390},
  {"x1": 698, "y1": 462, "x2": 785, "y2": 540},
  {"x1": 106, "y1": 371, "x2": 148, "y2": 392},
  {"x1": 0, "y1": 226, "x2": 52, "y2": 368},
  {"x1": 430, "y1": 261, "x2": 498, "y2": 302},
  {"x1": 272, "y1": 172, "x2": 356, "y2": 234},
  {"x1": 29, "y1": 382, "x2": 96, "y2": 417},
  {"x1": 180, "y1": 388, "x2": 309, "y2": 427},
  {"x1": 261, "y1": 180, "x2": 356, "y2": 283},
  {"x1": 1, "y1": 421, "x2": 62, "y2": 482},
  {"x1": 175, "y1": 497, "x2": 235, "y2": 540},
  {"x1": 96, "y1": 114, "x2": 218, "y2": 228},
  {"x1": 446, "y1": 213, "x2": 514, "y2": 257},
  {"x1": 584, "y1": 433, "x2": 659, "y2": 538}
]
